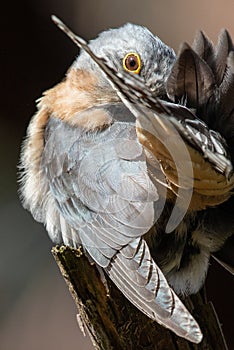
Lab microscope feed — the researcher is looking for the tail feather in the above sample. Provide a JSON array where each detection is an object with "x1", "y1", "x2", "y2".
[
  {"x1": 166, "y1": 43, "x2": 215, "y2": 109},
  {"x1": 192, "y1": 30, "x2": 215, "y2": 65},
  {"x1": 219, "y1": 51, "x2": 234, "y2": 117},
  {"x1": 214, "y1": 29, "x2": 234, "y2": 85}
]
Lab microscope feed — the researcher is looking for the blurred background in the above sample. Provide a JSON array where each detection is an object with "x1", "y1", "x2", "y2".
[{"x1": 1, "y1": 0, "x2": 234, "y2": 349}]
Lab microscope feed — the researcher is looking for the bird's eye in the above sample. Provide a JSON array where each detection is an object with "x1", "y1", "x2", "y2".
[{"x1": 123, "y1": 53, "x2": 141, "y2": 74}]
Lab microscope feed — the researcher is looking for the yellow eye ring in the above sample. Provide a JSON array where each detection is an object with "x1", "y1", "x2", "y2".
[{"x1": 123, "y1": 52, "x2": 142, "y2": 74}]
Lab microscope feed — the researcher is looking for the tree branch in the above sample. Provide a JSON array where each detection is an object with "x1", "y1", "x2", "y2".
[{"x1": 52, "y1": 245, "x2": 228, "y2": 350}]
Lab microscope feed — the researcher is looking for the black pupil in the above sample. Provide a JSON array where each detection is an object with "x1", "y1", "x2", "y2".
[
  {"x1": 129, "y1": 57, "x2": 136, "y2": 66},
  {"x1": 127, "y1": 55, "x2": 138, "y2": 70}
]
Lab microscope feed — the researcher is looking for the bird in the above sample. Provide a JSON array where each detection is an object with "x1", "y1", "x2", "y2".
[{"x1": 19, "y1": 16, "x2": 234, "y2": 344}]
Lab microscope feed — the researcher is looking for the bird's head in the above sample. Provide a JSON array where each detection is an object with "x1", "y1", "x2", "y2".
[
  {"x1": 43, "y1": 18, "x2": 176, "y2": 124},
  {"x1": 73, "y1": 23, "x2": 176, "y2": 98}
]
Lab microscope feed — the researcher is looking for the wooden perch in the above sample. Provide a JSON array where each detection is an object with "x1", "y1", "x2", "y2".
[{"x1": 52, "y1": 245, "x2": 228, "y2": 350}]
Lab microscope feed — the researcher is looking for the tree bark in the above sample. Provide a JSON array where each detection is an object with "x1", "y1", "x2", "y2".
[{"x1": 52, "y1": 245, "x2": 228, "y2": 350}]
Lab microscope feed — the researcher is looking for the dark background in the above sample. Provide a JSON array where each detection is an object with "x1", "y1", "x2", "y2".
[{"x1": 0, "y1": 1, "x2": 233, "y2": 349}]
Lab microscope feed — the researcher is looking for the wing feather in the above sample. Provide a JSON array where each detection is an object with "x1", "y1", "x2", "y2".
[
  {"x1": 42, "y1": 111, "x2": 161, "y2": 268},
  {"x1": 107, "y1": 237, "x2": 202, "y2": 343}
]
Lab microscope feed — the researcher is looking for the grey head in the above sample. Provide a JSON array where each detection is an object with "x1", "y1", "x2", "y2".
[{"x1": 73, "y1": 23, "x2": 176, "y2": 96}]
